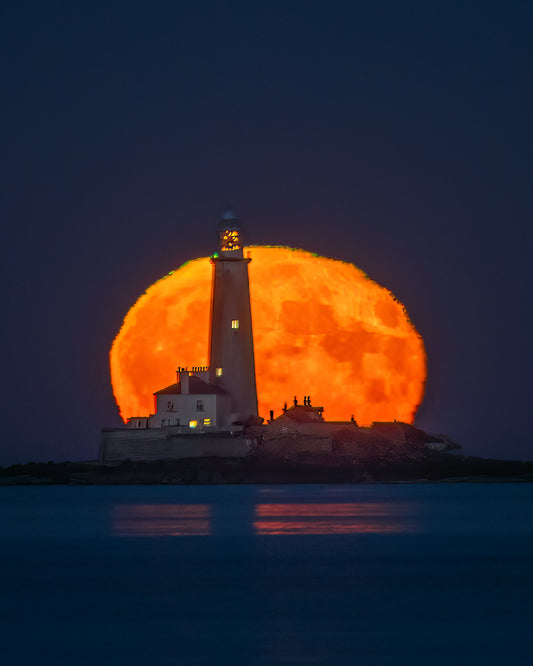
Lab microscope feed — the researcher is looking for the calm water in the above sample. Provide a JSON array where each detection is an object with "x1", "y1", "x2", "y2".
[{"x1": 1, "y1": 483, "x2": 532, "y2": 665}]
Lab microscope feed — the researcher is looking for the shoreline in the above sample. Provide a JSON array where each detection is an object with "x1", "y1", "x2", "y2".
[{"x1": 1, "y1": 455, "x2": 532, "y2": 485}]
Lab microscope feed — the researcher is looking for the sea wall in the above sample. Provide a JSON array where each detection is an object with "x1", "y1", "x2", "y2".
[
  {"x1": 100, "y1": 422, "x2": 461, "y2": 464},
  {"x1": 100, "y1": 428, "x2": 253, "y2": 462}
]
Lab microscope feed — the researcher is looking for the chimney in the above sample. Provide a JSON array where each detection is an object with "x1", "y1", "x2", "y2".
[{"x1": 178, "y1": 369, "x2": 190, "y2": 394}]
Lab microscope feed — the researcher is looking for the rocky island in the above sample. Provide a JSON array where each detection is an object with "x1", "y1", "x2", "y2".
[{"x1": 2, "y1": 415, "x2": 531, "y2": 484}]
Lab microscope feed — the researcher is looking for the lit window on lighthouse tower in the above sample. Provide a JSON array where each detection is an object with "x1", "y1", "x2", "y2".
[
  {"x1": 231, "y1": 320, "x2": 239, "y2": 329},
  {"x1": 221, "y1": 230, "x2": 241, "y2": 251}
]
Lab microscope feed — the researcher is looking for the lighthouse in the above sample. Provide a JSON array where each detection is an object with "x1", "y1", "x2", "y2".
[
  {"x1": 208, "y1": 209, "x2": 259, "y2": 424},
  {"x1": 124, "y1": 209, "x2": 259, "y2": 431}
]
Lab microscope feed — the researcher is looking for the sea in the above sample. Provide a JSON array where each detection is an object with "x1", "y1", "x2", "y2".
[{"x1": 1, "y1": 483, "x2": 532, "y2": 665}]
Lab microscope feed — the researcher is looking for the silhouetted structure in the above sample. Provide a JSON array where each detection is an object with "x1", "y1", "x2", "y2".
[
  {"x1": 208, "y1": 209, "x2": 258, "y2": 423},
  {"x1": 126, "y1": 209, "x2": 258, "y2": 430}
]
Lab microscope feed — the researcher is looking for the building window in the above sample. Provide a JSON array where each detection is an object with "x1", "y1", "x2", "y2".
[
  {"x1": 196, "y1": 400, "x2": 204, "y2": 411},
  {"x1": 161, "y1": 419, "x2": 166, "y2": 426},
  {"x1": 216, "y1": 367, "x2": 223, "y2": 377},
  {"x1": 231, "y1": 319, "x2": 239, "y2": 329},
  {"x1": 221, "y1": 230, "x2": 241, "y2": 252},
  {"x1": 204, "y1": 418, "x2": 211, "y2": 426},
  {"x1": 189, "y1": 420, "x2": 198, "y2": 428},
  {"x1": 167, "y1": 400, "x2": 174, "y2": 411}
]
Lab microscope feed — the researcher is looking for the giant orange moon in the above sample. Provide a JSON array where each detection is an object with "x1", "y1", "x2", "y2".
[{"x1": 110, "y1": 246, "x2": 426, "y2": 424}]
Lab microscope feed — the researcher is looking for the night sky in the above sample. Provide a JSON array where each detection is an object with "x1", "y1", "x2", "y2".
[{"x1": 1, "y1": 1, "x2": 531, "y2": 465}]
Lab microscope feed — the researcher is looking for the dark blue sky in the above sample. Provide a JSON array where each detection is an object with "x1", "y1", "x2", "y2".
[{"x1": 1, "y1": 1, "x2": 531, "y2": 464}]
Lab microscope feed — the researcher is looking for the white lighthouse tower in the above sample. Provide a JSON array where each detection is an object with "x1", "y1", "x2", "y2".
[
  {"x1": 124, "y1": 209, "x2": 259, "y2": 432},
  {"x1": 208, "y1": 209, "x2": 259, "y2": 424}
]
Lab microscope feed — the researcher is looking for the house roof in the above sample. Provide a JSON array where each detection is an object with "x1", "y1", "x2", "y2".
[
  {"x1": 273, "y1": 404, "x2": 325, "y2": 423},
  {"x1": 154, "y1": 375, "x2": 229, "y2": 396}
]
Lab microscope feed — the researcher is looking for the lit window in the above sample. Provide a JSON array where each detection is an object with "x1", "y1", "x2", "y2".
[
  {"x1": 189, "y1": 420, "x2": 198, "y2": 428},
  {"x1": 231, "y1": 320, "x2": 239, "y2": 329},
  {"x1": 196, "y1": 400, "x2": 204, "y2": 411},
  {"x1": 204, "y1": 418, "x2": 211, "y2": 426},
  {"x1": 216, "y1": 367, "x2": 223, "y2": 377},
  {"x1": 221, "y1": 230, "x2": 241, "y2": 251}
]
